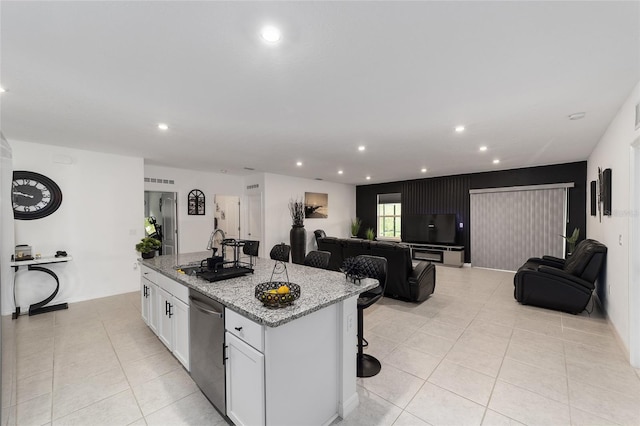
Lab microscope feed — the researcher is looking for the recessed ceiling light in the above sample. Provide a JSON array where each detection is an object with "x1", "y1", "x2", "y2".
[
  {"x1": 296, "y1": 161, "x2": 302, "y2": 166},
  {"x1": 358, "y1": 146, "x2": 366, "y2": 152},
  {"x1": 261, "y1": 26, "x2": 281, "y2": 43},
  {"x1": 0, "y1": 87, "x2": 6, "y2": 93},
  {"x1": 158, "y1": 123, "x2": 169, "y2": 131},
  {"x1": 338, "y1": 170, "x2": 343, "y2": 175},
  {"x1": 366, "y1": 176, "x2": 371, "y2": 180},
  {"x1": 493, "y1": 159, "x2": 500, "y2": 164},
  {"x1": 479, "y1": 146, "x2": 488, "y2": 152},
  {"x1": 421, "y1": 168, "x2": 427, "y2": 173},
  {"x1": 455, "y1": 125, "x2": 465, "y2": 132},
  {"x1": 568, "y1": 112, "x2": 586, "y2": 120}
]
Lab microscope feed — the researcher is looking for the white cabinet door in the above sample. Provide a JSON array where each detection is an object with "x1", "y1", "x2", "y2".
[
  {"x1": 141, "y1": 278, "x2": 150, "y2": 325},
  {"x1": 147, "y1": 282, "x2": 159, "y2": 335},
  {"x1": 225, "y1": 332, "x2": 265, "y2": 426},
  {"x1": 172, "y1": 297, "x2": 190, "y2": 370},
  {"x1": 157, "y1": 286, "x2": 173, "y2": 350}
]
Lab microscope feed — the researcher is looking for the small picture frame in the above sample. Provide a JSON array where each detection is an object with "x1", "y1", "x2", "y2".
[{"x1": 188, "y1": 189, "x2": 205, "y2": 215}]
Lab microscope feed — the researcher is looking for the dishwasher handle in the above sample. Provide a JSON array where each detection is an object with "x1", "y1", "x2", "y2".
[{"x1": 189, "y1": 296, "x2": 223, "y2": 318}]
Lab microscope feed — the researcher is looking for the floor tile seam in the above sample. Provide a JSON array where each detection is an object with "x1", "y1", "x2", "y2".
[
  {"x1": 567, "y1": 374, "x2": 640, "y2": 401},
  {"x1": 140, "y1": 389, "x2": 202, "y2": 420},
  {"x1": 415, "y1": 380, "x2": 491, "y2": 414},
  {"x1": 102, "y1": 314, "x2": 144, "y2": 420},
  {"x1": 564, "y1": 357, "x2": 640, "y2": 380},
  {"x1": 502, "y1": 354, "x2": 568, "y2": 378},
  {"x1": 50, "y1": 387, "x2": 134, "y2": 422},
  {"x1": 14, "y1": 365, "x2": 55, "y2": 384},
  {"x1": 494, "y1": 370, "x2": 569, "y2": 406},
  {"x1": 493, "y1": 376, "x2": 574, "y2": 414},
  {"x1": 479, "y1": 333, "x2": 512, "y2": 426}
]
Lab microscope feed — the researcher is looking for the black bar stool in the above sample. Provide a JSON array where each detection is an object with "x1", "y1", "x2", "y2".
[{"x1": 354, "y1": 255, "x2": 387, "y2": 378}]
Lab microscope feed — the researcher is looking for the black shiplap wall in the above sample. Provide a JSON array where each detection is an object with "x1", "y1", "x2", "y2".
[{"x1": 356, "y1": 161, "x2": 587, "y2": 263}]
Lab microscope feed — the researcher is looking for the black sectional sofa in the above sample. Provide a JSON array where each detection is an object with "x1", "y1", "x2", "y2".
[{"x1": 317, "y1": 237, "x2": 436, "y2": 302}]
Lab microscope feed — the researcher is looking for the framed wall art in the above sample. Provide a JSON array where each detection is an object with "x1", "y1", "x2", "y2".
[
  {"x1": 304, "y1": 192, "x2": 328, "y2": 218},
  {"x1": 188, "y1": 189, "x2": 205, "y2": 215}
]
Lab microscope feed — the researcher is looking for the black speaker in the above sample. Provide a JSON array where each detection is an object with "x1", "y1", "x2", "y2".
[
  {"x1": 590, "y1": 180, "x2": 597, "y2": 216},
  {"x1": 602, "y1": 168, "x2": 612, "y2": 216}
]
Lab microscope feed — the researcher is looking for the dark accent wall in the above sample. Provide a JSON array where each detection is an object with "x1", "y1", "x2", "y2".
[{"x1": 356, "y1": 162, "x2": 587, "y2": 263}]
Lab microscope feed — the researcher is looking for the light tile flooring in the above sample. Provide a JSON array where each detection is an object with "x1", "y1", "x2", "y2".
[{"x1": 2, "y1": 266, "x2": 640, "y2": 425}]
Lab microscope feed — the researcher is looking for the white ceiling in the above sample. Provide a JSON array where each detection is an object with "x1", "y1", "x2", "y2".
[{"x1": 1, "y1": 1, "x2": 639, "y2": 185}]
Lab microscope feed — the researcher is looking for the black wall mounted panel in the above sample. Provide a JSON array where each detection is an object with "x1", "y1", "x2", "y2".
[
  {"x1": 356, "y1": 161, "x2": 587, "y2": 263},
  {"x1": 602, "y1": 168, "x2": 612, "y2": 215},
  {"x1": 590, "y1": 180, "x2": 597, "y2": 216}
]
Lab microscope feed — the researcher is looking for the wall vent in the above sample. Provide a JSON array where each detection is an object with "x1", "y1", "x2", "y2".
[
  {"x1": 144, "y1": 177, "x2": 175, "y2": 184},
  {"x1": 244, "y1": 167, "x2": 255, "y2": 171},
  {"x1": 246, "y1": 184, "x2": 260, "y2": 189}
]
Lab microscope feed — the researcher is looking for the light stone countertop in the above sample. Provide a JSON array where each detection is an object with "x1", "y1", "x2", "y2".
[{"x1": 140, "y1": 251, "x2": 378, "y2": 328}]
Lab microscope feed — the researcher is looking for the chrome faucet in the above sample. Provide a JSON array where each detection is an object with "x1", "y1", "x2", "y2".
[{"x1": 207, "y1": 228, "x2": 226, "y2": 252}]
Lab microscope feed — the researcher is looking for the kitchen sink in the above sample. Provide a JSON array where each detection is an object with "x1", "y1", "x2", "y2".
[{"x1": 179, "y1": 266, "x2": 208, "y2": 276}]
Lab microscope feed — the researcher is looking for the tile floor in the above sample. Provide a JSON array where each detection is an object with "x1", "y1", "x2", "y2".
[{"x1": 2, "y1": 265, "x2": 640, "y2": 425}]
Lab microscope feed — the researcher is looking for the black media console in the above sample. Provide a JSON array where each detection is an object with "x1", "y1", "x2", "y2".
[{"x1": 407, "y1": 243, "x2": 464, "y2": 267}]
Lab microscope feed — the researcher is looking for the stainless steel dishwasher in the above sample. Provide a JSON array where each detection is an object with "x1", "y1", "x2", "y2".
[{"x1": 189, "y1": 289, "x2": 226, "y2": 415}]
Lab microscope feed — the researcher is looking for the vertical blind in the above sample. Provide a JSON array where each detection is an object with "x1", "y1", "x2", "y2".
[{"x1": 470, "y1": 184, "x2": 571, "y2": 271}]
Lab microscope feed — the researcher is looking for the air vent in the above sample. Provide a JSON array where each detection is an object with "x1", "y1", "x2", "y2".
[
  {"x1": 144, "y1": 177, "x2": 175, "y2": 184},
  {"x1": 244, "y1": 167, "x2": 255, "y2": 171},
  {"x1": 246, "y1": 184, "x2": 260, "y2": 190},
  {"x1": 315, "y1": 178, "x2": 323, "y2": 181}
]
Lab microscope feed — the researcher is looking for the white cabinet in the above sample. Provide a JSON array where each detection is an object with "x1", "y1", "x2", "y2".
[
  {"x1": 225, "y1": 331, "x2": 265, "y2": 426},
  {"x1": 172, "y1": 297, "x2": 190, "y2": 368},
  {"x1": 140, "y1": 264, "x2": 190, "y2": 371},
  {"x1": 224, "y1": 304, "x2": 344, "y2": 426},
  {"x1": 140, "y1": 276, "x2": 158, "y2": 334},
  {"x1": 157, "y1": 286, "x2": 173, "y2": 348}
]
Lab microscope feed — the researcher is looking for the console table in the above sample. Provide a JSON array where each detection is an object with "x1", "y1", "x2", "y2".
[
  {"x1": 11, "y1": 255, "x2": 73, "y2": 319},
  {"x1": 407, "y1": 243, "x2": 464, "y2": 267}
]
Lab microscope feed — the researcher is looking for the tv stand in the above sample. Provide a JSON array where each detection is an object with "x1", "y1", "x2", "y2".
[{"x1": 407, "y1": 243, "x2": 464, "y2": 267}]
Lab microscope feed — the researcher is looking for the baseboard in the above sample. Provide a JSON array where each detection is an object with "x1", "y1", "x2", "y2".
[
  {"x1": 594, "y1": 293, "x2": 631, "y2": 364},
  {"x1": 339, "y1": 391, "x2": 359, "y2": 419}
]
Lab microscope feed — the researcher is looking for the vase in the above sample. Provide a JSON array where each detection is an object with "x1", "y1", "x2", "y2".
[
  {"x1": 290, "y1": 225, "x2": 306, "y2": 264},
  {"x1": 141, "y1": 251, "x2": 155, "y2": 259}
]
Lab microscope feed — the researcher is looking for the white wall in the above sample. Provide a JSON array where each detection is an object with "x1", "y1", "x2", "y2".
[
  {"x1": 7, "y1": 140, "x2": 143, "y2": 315},
  {"x1": 587, "y1": 80, "x2": 640, "y2": 364},
  {"x1": 1, "y1": 136, "x2": 15, "y2": 317},
  {"x1": 144, "y1": 165, "x2": 244, "y2": 254},
  {"x1": 263, "y1": 173, "x2": 356, "y2": 258}
]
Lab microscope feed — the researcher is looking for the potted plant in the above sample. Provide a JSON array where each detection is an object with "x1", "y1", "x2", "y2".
[
  {"x1": 561, "y1": 227, "x2": 580, "y2": 255},
  {"x1": 289, "y1": 197, "x2": 306, "y2": 264},
  {"x1": 136, "y1": 237, "x2": 161, "y2": 259},
  {"x1": 365, "y1": 228, "x2": 375, "y2": 241},
  {"x1": 350, "y1": 217, "x2": 362, "y2": 237}
]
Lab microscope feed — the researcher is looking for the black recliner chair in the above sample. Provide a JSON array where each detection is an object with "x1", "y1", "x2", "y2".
[{"x1": 514, "y1": 239, "x2": 607, "y2": 314}]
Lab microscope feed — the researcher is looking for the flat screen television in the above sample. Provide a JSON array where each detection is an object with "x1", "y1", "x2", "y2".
[{"x1": 403, "y1": 213, "x2": 457, "y2": 244}]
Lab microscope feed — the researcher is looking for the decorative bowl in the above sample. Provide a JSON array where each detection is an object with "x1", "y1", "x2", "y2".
[{"x1": 254, "y1": 281, "x2": 301, "y2": 308}]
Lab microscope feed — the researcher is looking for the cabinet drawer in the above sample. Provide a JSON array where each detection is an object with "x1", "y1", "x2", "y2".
[
  {"x1": 225, "y1": 308, "x2": 264, "y2": 352},
  {"x1": 140, "y1": 265, "x2": 158, "y2": 284},
  {"x1": 156, "y1": 272, "x2": 189, "y2": 304}
]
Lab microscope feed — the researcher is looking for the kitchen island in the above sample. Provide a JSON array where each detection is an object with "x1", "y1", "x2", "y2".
[{"x1": 140, "y1": 251, "x2": 378, "y2": 426}]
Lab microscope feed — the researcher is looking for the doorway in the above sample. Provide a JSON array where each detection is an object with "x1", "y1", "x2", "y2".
[
  {"x1": 246, "y1": 194, "x2": 263, "y2": 257},
  {"x1": 144, "y1": 191, "x2": 178, "y2": 255},
  {"x1": 630, "y1": 139, "x2": 640, "y2": 367}
]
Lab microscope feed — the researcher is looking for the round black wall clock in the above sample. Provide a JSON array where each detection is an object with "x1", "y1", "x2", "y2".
[{"x1": 12, "y1": 171, "x2": 63, "y2": 220}]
